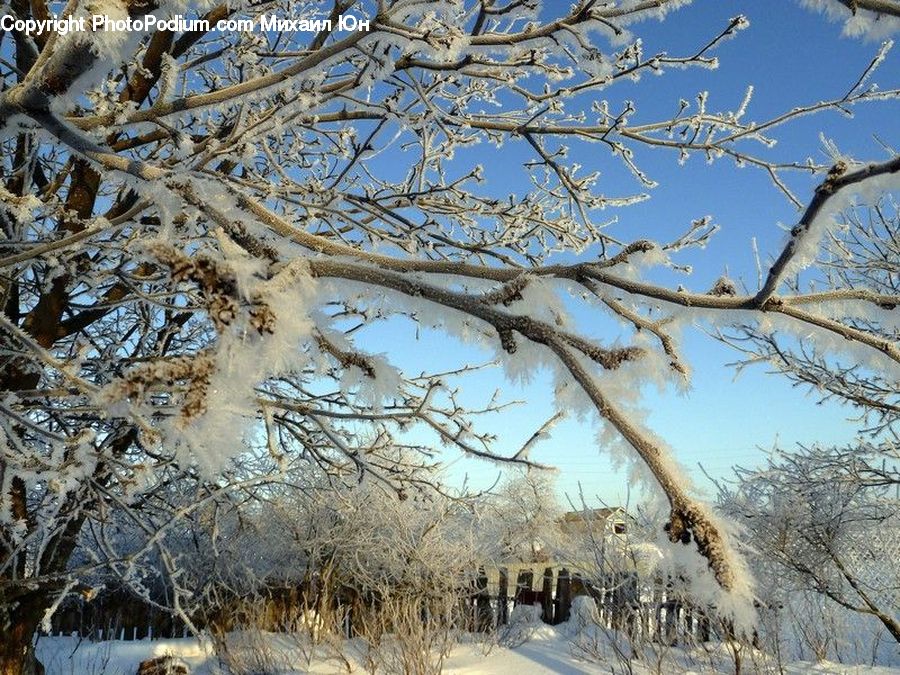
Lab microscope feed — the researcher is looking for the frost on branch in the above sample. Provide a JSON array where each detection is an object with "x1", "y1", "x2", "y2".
[
  {"x1": 725, "y1": 195, "x2": 900, "y2": 435},
  {"x1": 102, "y1": 237, "x2": 318, "y2": 471},
  {"x1": 2, "y1": 1, "x2": 900, "y2": 667},
  {"x1": 798, "y1": 0, "x2": 900, "y2": 39}
]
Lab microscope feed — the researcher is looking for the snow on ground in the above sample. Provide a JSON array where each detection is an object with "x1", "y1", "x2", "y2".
[{"x1": 36, "y1": 623, "x2": 900, "y2": 675}]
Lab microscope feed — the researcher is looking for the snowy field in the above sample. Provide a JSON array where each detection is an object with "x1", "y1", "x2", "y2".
[{"x1": 36, "y1": 622, "x2": 900, "y2": 675}]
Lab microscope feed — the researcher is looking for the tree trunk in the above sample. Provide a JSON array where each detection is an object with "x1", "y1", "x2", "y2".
[{"x1": 0, "y1": 608, "x2": 46, "y2": 675}]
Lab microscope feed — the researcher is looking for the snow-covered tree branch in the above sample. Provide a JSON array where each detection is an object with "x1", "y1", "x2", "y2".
[{"x1": 1, "y1": 0, "x2": 899, "y2": 671}]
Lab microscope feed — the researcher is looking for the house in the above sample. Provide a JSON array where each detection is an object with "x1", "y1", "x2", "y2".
[
  {"x1": 474, "y1": 507, "x2": 635, "y2": 625},
  {"x1": 561, "y1": 506, "x2": 629, "y2": 536}
]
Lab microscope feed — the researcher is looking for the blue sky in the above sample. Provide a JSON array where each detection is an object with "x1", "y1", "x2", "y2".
[
  {"x1": 2, "y1": 2, "x2": 893, "y2": 503},
  {"x1": 352, "y1": 0, "x2": 899, "y2": 506}
]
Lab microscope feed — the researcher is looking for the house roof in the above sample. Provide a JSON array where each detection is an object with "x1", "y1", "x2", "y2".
[{"x1": 561, "y1": 507, "x2": 626, "y2": 523}]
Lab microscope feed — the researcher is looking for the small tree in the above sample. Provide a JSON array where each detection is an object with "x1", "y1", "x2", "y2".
[
  {"x1": 721, "y1": 444, "x2": 900, "y2": 649},
  {"x1": 479, "y1": 470, "x2": 569, "y2": 565}
]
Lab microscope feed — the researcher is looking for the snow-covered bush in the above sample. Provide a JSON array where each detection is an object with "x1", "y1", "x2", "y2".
[
  {"x1": 187, "y1": 473, "x2": 479, "y2": 672},
  {"x1": 720, "y1": 444, "x2": 900, "y2": 665},
  {"x1": 476, "y1": 470, "x2": 571, "y2": 565}
]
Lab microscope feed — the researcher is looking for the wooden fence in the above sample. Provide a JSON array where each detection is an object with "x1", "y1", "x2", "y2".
[
  {"x1": 47, "y1": 567, "x2": 716, "y2": 646},
  {"x1": 48, "y1": 586, "x2": 188, "y2": 641},
  {"x1": 465, "y1": 565, "x2": 714, "y2": 646}
]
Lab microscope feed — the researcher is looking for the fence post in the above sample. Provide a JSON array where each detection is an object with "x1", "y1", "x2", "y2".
[
  {"x1": 475, "y1": 567, "x2": 492, "y2": 632},
  {"x1": 609, "y1": 572, "x2": 622, "y2": 630},
  {"x1": 541, "y1": 568, "x2": 554, "y2": 624},
  {"x1": 514, "y1": 569, "x2": 533, "y2": 604},
  {"x1": 555, "y1": 568, "x2": 571, "y2": 623},
  {"x1": 698, "y1": 608, "x2": 710, "y2": 642},
  {"x1": 497, "y1": 567, "x2": 509, "y2": 626},
  {"x1": 647, "y1": 580, "x2": 666, "y2": 644},
  {"x1": 663, "y1": 586, "x2": 680, "y2": 647},
  {"x1": 684, "y1": 602, "x2": 694, "y2": 642}
]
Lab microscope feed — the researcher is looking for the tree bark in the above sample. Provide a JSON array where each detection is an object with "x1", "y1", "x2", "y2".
[{"x1": 0, "y1": 593, "x2": 46, "y2": 675}]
